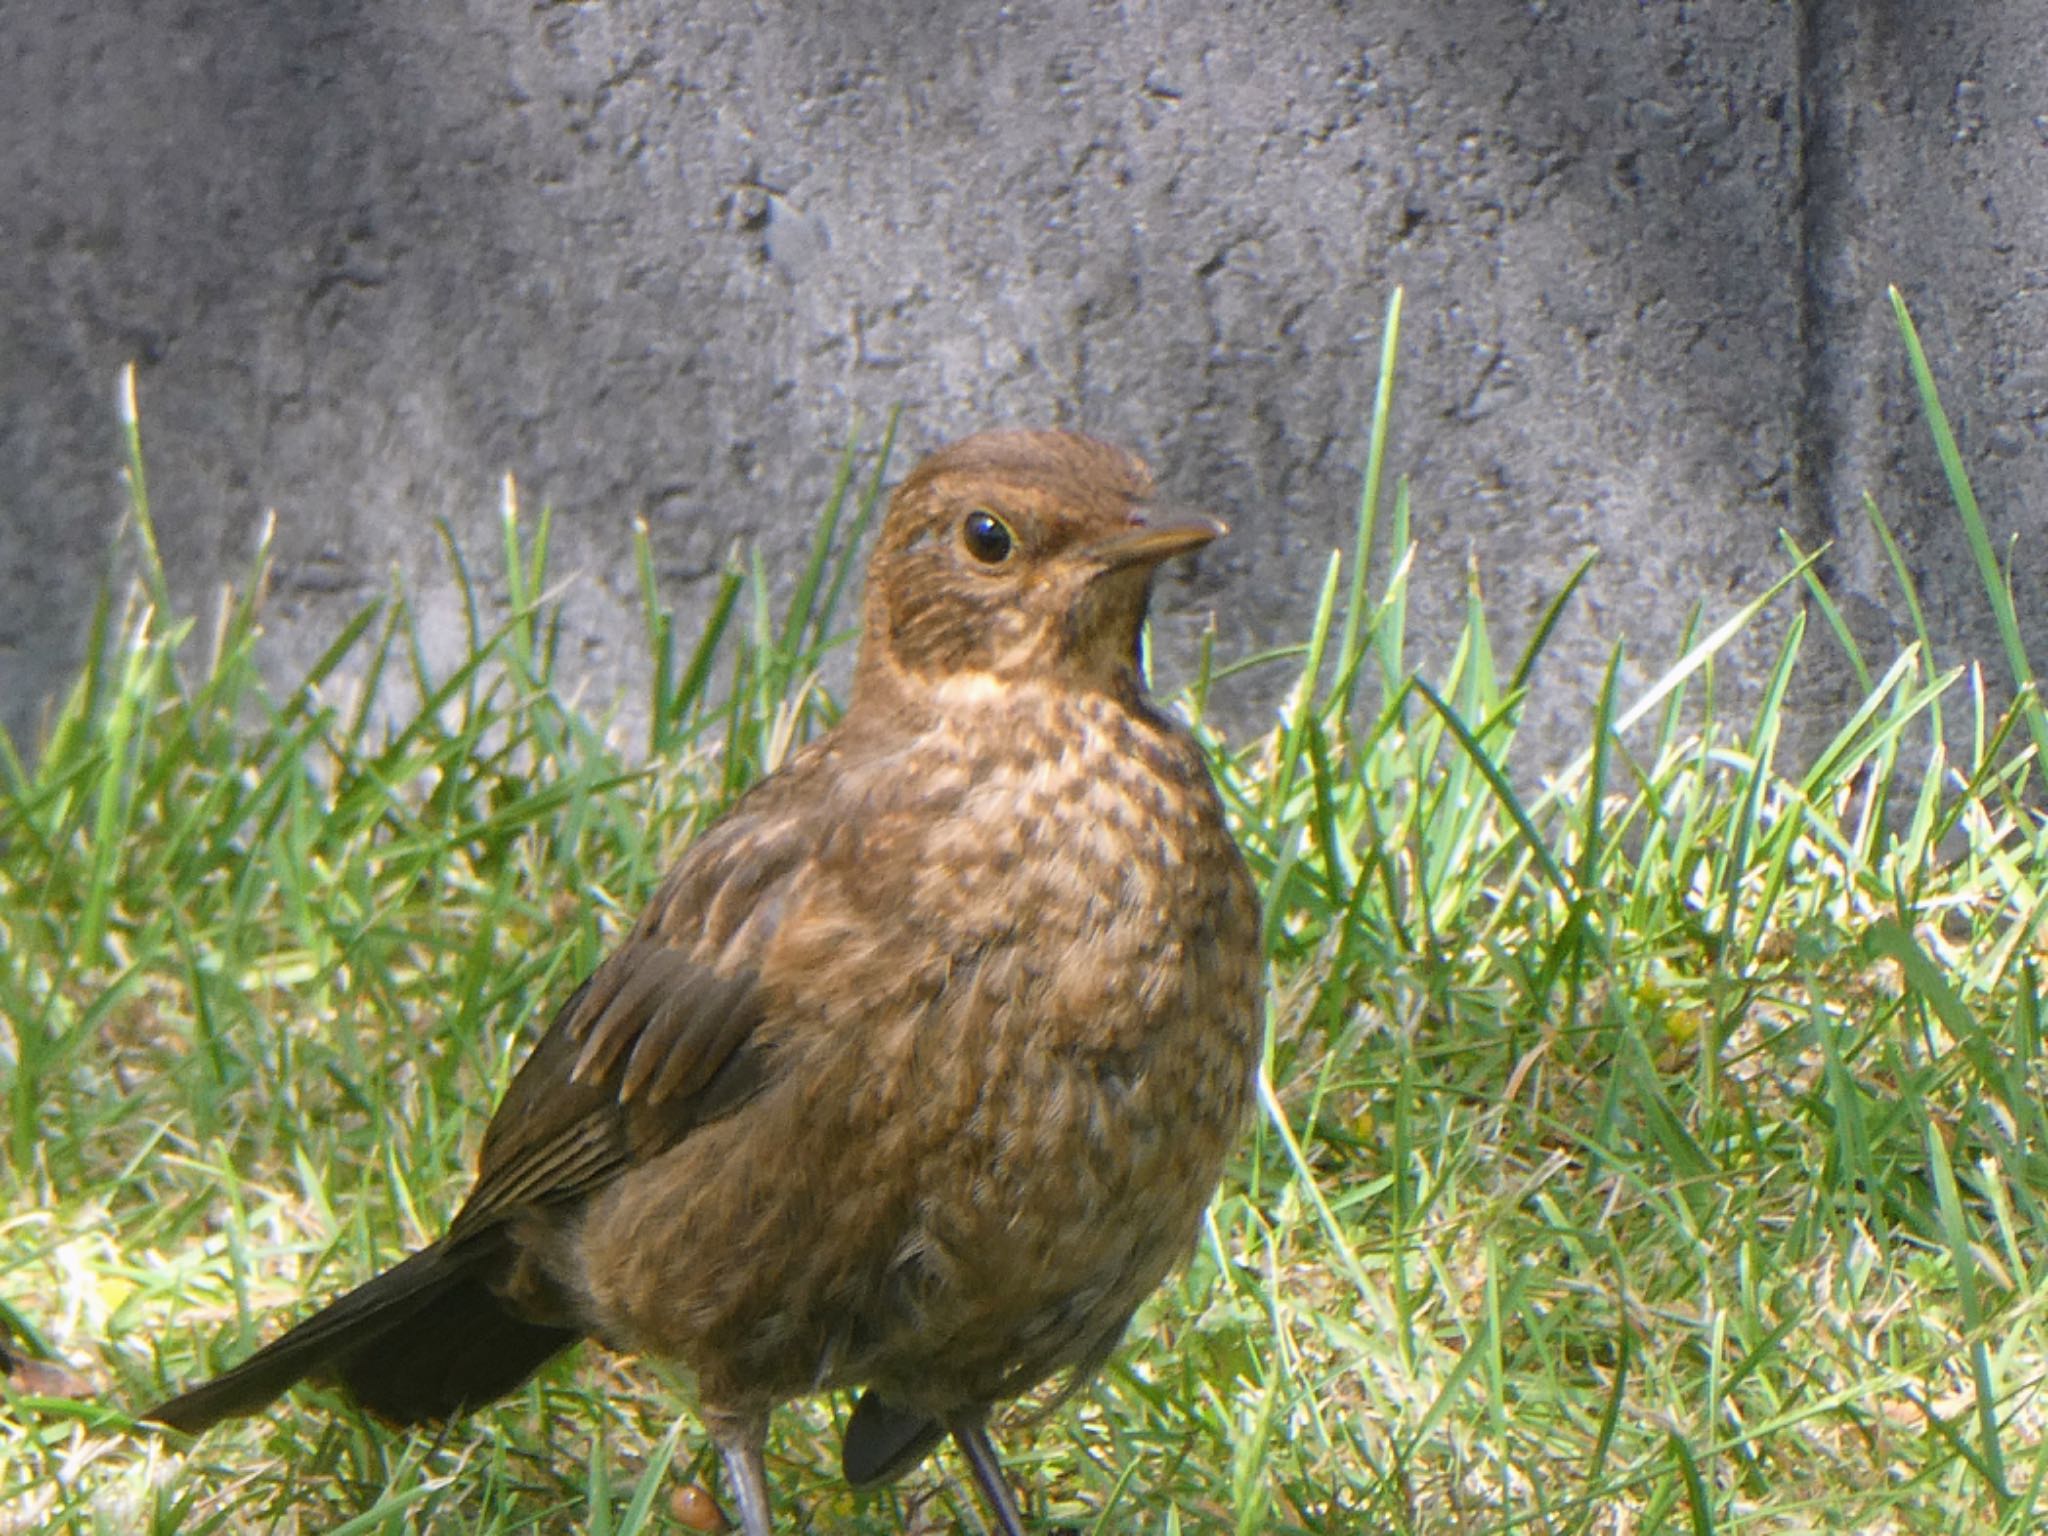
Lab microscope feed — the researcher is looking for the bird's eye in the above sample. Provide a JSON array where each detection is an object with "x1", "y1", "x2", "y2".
[{"x1": 961, "y1": 510, "x2": 1014, "y2": 565}]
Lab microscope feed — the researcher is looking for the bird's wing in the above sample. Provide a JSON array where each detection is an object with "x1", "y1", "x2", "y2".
[{"x1": 445, "y1": 776, "x2": 825, "y2": 1242}]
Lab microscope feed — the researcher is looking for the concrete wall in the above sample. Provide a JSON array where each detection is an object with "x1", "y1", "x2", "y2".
[{"x1": 4, "y1": 2, "x2": 2043, "y2": 759}]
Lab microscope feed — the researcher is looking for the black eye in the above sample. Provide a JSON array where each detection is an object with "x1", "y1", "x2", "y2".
[{"x1": 961, "y1": 510, "x2": 1014, "y2": 565}]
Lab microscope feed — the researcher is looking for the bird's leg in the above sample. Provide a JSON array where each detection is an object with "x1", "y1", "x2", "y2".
[
  {"x1": 707, "y1": 1408, "x2": 775, "y2": 1536},
  {"x1": 945, "y1": 1409, "x2": 1028, "y2": 1536}
]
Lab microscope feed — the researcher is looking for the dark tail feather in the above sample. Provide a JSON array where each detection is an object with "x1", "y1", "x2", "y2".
[
  {"x1": 332, "y1": 1269, "x2": 580, "y2": 1425},
  {"x1": 146, "y1": 1241, "x2": 579, "y2": 1434},
  {"x1": 841, "y1": 1388, "x2": 946, "y2": 1488}
]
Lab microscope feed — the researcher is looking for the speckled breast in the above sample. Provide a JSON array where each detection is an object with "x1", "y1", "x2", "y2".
[{"x1": 829, "y1": 687, "x2": 1264, "y2": 1408}]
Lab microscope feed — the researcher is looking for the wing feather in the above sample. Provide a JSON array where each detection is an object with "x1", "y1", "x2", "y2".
[{"x1": 448, "y1": 774, "x2": 829, "y2": 1239}]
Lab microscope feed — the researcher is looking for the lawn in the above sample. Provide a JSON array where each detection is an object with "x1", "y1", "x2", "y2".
[{"x1": 3, "y1": 291, "x2": 2046, "y2": 1534}]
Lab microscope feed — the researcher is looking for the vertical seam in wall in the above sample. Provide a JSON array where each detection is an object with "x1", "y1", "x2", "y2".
[
  {"x1": 1792, "y1": 1, "x2": 1851, "y2": 568},
  {"x1": 1791, "y1": 0, "x2": 1825, "y2": 558}
]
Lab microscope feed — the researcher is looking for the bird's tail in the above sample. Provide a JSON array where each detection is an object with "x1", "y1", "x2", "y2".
[{"x1": 146, "y1": 1240, "x2": 581, "y2": 1433}]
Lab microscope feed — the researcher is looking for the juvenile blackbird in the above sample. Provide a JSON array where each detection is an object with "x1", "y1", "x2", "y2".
[{"x1": 147, "y1": 429, "x2": 1264, "y2": 1535}]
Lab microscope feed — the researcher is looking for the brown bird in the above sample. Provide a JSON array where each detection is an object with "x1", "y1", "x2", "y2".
[{"x1": 146, "y1": 429, "x2": 1264, "y2": 1535}]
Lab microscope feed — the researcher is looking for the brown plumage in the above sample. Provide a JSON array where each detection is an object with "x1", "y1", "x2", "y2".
[{"x1": 146, "y1": 429, "x2": 1264, "y2": 1535}]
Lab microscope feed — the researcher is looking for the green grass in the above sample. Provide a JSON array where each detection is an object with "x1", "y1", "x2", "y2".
[{"x1": 5, "y1": 290, "x2": 2048, "y2": 1534}]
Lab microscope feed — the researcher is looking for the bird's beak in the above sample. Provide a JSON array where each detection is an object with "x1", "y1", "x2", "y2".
[{"x1": 1085, "y1": 508, "x2": 1228, "y2": 571}]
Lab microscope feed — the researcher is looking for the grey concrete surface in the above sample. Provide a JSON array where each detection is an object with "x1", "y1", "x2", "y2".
[{"x1": 3, "y1": 3, "x2": 2044, "y2": 764}]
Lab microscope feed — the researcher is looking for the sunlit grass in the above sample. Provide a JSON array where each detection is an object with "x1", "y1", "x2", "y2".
[{"x1": 4, "y1": 291, "x2": 2046, "y2": 1534}]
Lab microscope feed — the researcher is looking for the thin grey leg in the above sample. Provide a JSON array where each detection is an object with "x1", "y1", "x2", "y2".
[
  {"x1": 709, "y1": 1410, "x2": 776, "y2": 1536},
  {"x1": 946, "y1": 1409, "x2": 1028, "y2": 1536}
]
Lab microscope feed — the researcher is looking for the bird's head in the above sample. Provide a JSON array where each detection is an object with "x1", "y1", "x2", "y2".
[{"x1": 852, "y1": 429, "x2": 1223, "y2": 712}]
